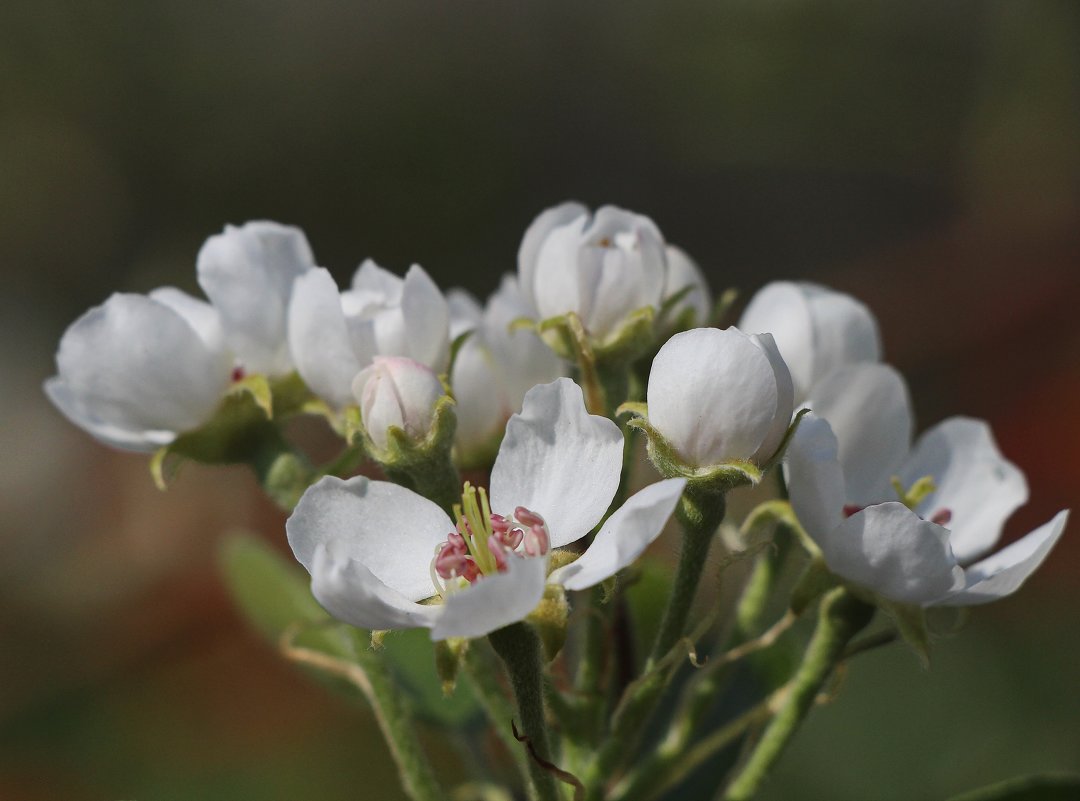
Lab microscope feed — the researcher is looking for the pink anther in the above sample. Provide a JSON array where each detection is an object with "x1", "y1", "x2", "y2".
[{"x1": 930, "y1": 509, "x2": 953, "y2": 526}]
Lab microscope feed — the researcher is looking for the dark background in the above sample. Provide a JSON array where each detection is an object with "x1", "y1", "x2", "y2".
[{"x1": 2, "y1": 2, "x2": 1078, "y2": 799}]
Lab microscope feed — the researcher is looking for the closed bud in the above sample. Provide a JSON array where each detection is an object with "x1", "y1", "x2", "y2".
[{"x1": 352, "y1": 356, "x2": 446, "y2": 452}]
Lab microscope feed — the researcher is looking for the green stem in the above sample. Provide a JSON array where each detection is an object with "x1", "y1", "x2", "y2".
[
  {"x1": 461, "y1": 641, "x2": 535, "y2": 794},
  {"x1": 488, "y1": 623, "x2": 562, "y2": 801},
  {"x1": 721, "y1": 588, "x2": 874, "y2": 801}
]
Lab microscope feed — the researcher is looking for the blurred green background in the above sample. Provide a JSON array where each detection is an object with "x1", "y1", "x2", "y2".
[{"x1": 2, "y1": 2, "x2": 1078, "y2": 799}]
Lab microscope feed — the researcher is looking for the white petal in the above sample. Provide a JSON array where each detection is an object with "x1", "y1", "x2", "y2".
[
  {"x1": 662, "y1": 245, "x2": 711, "y2": 325},
  {"x1": 451, "y1": 336, "x2": 509, "y2": 457},
  {"x1": 309, "y1": 545, "x2": 439, "y2": 631},
  {"x1": 286, "y1": 475, "x2": 451, "y2": 602},
  {"x1": 821, "y1": 502, "x2": 964, "y2": 605},
  {"x1": 647, "y1": 327, "x2": 780, "y2": 466},
  {"x1": 430, "y1": 555, "x2": 548, "y2": 641},
  {"x1": 806, "y1": 363, "x2": 913, "y2": 506},
  {"x1": 288, "y1": 268, "x2": 364, "y2": 409},
  {"x1": 531, "y1": 215, "x2": 589, "y2": 322},
  {"x1": 484, "y1": 274, "x2": 566, "y2": 405},
  {"x1": 749, "y1": 333, "x2": 795, "y2": 464},
  {"x1": 400, "y1": 265, "x2": 450, "y2": 371},
  {"x1": 148, "y1": 288, "x2": 225, "y2": 353},
  {"x1": 739, "y1": 282, "x2": 880, "y2": 405},
  {"x1": 350, "y1": 258, "x2": 404, "y2": 303},
  {"x1": 48, "y1": 293, "x2": 231, "y2": 450},
  {"x1": 939, "y1": 510, "x2": 1068, "y2": 606},
  {"x1": 490, "y1": 378, "x2": 623, "y2": 549},
  {"x1": 196, "y1": 221, "x2": 315, "y2": 375},
  {"x1": 784, "y1": 414, "x2": 847, "y2": 540},
  {"x1": 551, "y1": 478, "x2": 686, "y2": 591},
  {"x1": 899, "y1": 417, "x2": 1028, "y2": 563},
  {"x1": 517, "y1": 201, "x2": 588, "y2": 314},
  {"x1": 447, "y1": 288, "x2": 484, "y2": 339}
]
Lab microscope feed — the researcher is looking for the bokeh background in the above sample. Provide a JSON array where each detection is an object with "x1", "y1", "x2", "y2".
[{"x1": 2, "y1": 2, "x2": 1078, "y2": 799}]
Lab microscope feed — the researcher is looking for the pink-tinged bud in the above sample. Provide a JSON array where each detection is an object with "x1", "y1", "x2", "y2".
[
  {"x1": 352, "y1": 356, "x2": 445, "y2": 451},
  {"x1": 930, "y1": 509, "x2": 953, "y2": 526},
  {"x1": 515, "y1": 506, "x2": 546, "y2": 528}
]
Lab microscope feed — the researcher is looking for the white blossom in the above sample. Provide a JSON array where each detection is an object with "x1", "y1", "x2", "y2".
[
  {"x1": 287, "y1": 378, "x2": 685, "y2": 640},
  {"x1": 646, "y1": 327, "x2": 794, "y2": 467},
  {"x1": 352, "y1": 357, "x2": 446, "y2": 451}
]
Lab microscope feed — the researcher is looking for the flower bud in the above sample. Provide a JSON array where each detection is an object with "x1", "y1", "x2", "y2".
[
  {"x1": 352, "y1": 356, "x2": 445, "y2": 451},
  {"x1": 518, "y1": 203, "x2": 667, "y2": 346},
  {"x1": 646, "y1": 327, "x2": 794, "y2": 468}
]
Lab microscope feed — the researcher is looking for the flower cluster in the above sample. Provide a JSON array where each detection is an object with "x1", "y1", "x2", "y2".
[{"x1": 47, "y1": 202, "x2": 1069, "y2": 801}]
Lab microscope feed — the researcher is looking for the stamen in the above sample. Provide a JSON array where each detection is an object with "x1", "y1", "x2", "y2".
[
  {"x1": 930, "y1": 509, "x2": 953, "y2": 526},
  {"x1": 231, "y1": 365, "x2": 246, "y2": 382},
  {"x1": 842, "y1": 504, "x2": 863, "y2": 518}
]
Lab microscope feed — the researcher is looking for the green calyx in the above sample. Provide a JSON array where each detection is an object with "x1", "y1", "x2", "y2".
[{"x1": 346, "y1": 393, "x2": 458, "y2": 470}]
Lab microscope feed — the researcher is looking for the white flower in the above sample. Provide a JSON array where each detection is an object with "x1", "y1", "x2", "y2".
[
  {"x1": 286, "y1": 378, "x2": 686, "y2": 640},
  {"x1": 448, "y1": 276, "x2": 566, "y2": 464},
  {"x1": 197, "y1": 221, "x2": 316, "y2": 377},
  {"x1": 738, "y1": 281, "x2": 880, "y2": 405},
  {"x1": 288, "y1": 260, "x2": 450, "y2": 409},
  {"x1": 660, "y1": 245, "x2": 712, "y2": 328},
  {"x1": 45, "y1": 289, "x2": 232, "y2": 452},
  {"x1": 646, "y1": 327, "x2": 794, "y2": 468},
  {"x1": 517, "y1": 202, "x2": 668, "y2": 343},
  {"x1": 786, "y1": 363, "x2": 1068, "y2": 606},
  {"x1": 352, "y1": 357, "x2": 446, "y2": 451}
]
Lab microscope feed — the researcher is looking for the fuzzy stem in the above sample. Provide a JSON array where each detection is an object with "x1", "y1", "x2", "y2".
[
  {"x1": 488, "y1": 623, "x2": 561, "y2": 801},
  {"x1": 386, "y1": 446, "x2": 461, "y2": 517},
  {"x1": 721, "y1": 588, "x2": 874, "y2": 801}
]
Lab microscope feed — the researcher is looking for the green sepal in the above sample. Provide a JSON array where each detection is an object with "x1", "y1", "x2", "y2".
[
  {"x1": 527, "y1": 584, "x2": 569, "y2": 662},
  {"x1": 656, "y1": 284, "x2": 696, "y2": 322},
  {"x1": 760, "y1": 407, "x2": 812, "y2": 472},
  {"x1": 709, "y1": 287, "x2": 739, "y2": 327},
  {"x1": 446, "y1": 329, "x2": 475, "y2": 379},
  {"x1": 537, "y1": 305, "x2": 658, "y2": 366},
  {"x1": 547, "y1": 549, "x2": 580, "y2": 575},
  {"x1": 434, "y1": 637, "x2": 467, "y2": 696},
  {"x1": 881, "y1": 600, "x2": 932, "y2": 667},
  {"x1": 790, "y1": 557, "x2": 840, "y2": 616},
  {"x1": 358, "y1": 394, "x2": 458, "y2": 471},
  {"x1": 622, "y1": 408, "x2": 762, "y2": 494}
]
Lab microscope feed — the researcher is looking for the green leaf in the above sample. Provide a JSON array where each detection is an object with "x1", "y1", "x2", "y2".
[
  {"x1": 884, "y1": 601, "x2": 932, "y2": 668},
  {"x1": 379, "y1": 628, "x2": 481, "y2": 727},
  {"x1": 947, "y1": 774, "x2": 1080, "y2": 801}
]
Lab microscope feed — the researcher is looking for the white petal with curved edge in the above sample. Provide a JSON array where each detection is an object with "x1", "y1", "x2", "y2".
[
  {"x1": 785, "y1": 414, "x2": 848, "y2": 540},
  {"x1": 899, "y1": 417, "x2": 1029, "y2": 563},
  {"x1": 802, "y1": 284, "x2": 881, "y2": 388},
  {"x1": 148, "y1": 288, "x2": 225, "y2": 353},
  {"x1": 662, "y1": 245, "x2": 711, "y2": 325},
  {"x1": 750, "y1": 333, "x2": 794, "y2": 464},
  {"x1": 451, "y1": 336, "x2": 508, "y2": 456},
  {"x1": 531, "y1": 215, "x2": 588, "y2": 322},
  {"x1": 484, "y1": 274, "x2": 565, "y2": 404},
  {"x1": 447, "y1": 288, "x2": 484, "y2": 338},
  {"x1": 938, "y1": 510, "x2": 1068, "y2": 606},
  {"x1": 647, "y1": 327, "x2": 779, "y2": 466},
  {"x1": 288, "y1": 268, "x2": 364, "y2": 409},
  {"x1": 400, "y1": 265, "x2": 450, "y2": 371},
  {"x1": 431, "y1": 555, "x2": 548, "y2": 641},
  {"x1": 197, "y1": 221, "x2": 315, "y2": 375},
  {"x1": 738, "y1": 282, "x2": 816, "y2": 402},
  {"x1": 517, "y1": 201, "x2": 588, "y2": 314},
  {"x1": 49, "y1": 293, "x2": 231, "y2": 447},
  {"x1": 552, "y1": 478, "x2": 686, "y2": 591},
  {"x1": 351, "y1": 258, "x2": 404, "y2": 303},
  {"x1": 490, "y1": 378, "x2": 623, "y2": 549},
  {"x1": 821, "y1": 502, "x2": 964, "y2": 605},
  {"x1": 806, "y1": 363, "x2": 913, "y2": 506},
  {"x1": 309, "y1": 545, "x2": 439, "y2": 631},
  {"x1": 287, "y1": 475, "x2": 451, "y2": 602}
]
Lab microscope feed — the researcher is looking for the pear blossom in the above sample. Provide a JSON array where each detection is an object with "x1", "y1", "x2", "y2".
[
  {"x1": 352, "y1": 357, "x2": 446, "y2": 451},
  {"x1": 646, "y1": 327, "x2": 794, "y2": 468},
  {"x1": 196, "y1": 220, "x2": 317, "y2": 377},
  {"x1": 517, "y1": 202, "x2": 668, "y2": 345},
  {"x1": 288, "y1": 260, "x2": 450, "y2": 409},
  {"x1": 286, "y1": 378, "x2": 686, "y2": 640},
  {"x1": 660, "y1": 245, "x2": 712, "y2": 329},
  {"x1": 786, "y1": 363, "x2": 1068, "y2": 606},
  {"x1": 448, "y1": 276, "x2": 566, "y2": 464},
  {"x1": 45, "y1": 220, "x2": 315, "y2": 452},
  {"x1": 45, "y1": 289, "x2": 233, "y2": 452},
  {"x1": 738, "y1": 281, "x2": 880, "y2": 405}
]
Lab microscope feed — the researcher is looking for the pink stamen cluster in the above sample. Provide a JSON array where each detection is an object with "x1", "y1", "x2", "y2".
[{"x1": 433, "y1": 505, "x2": 550, "y2": 586}]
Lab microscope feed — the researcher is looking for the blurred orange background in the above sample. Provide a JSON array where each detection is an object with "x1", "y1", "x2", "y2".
[{"x1": 2, "y1": 2, "x2": 1078, "y2": 799}]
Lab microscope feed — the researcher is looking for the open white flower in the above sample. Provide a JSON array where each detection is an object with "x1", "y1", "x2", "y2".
[
  {"x1": 786, "y1": 363, "x2": 1068, "y2": 606},
  {"x1": 646, "y1": 327, "x2": 794, "y2": 468},
  {"x1": 287, "y1": 378, "x2": 686, "y2": 640},
  {"x1": 448, "y1": 276, "x2": 566, "y2": 464},
  {"x1": 517, "y1": 202, "x2": 668, "y2": 345},
  {"x1": 197, "y1": 220, "x2": 316, "y2": 377},
  {"x1": 738, "y1": 281, "x2": 880, "y2": 405},
  {"x1": 45, "y1": 289, "x2": 233, "y2": 452},
  {"x1": 288, "y1": 260, "x2": 450, "y2": 409}
]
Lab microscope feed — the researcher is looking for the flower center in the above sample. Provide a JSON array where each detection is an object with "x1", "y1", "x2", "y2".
[
  {"x1": 430, "y1": 482, "x2": 550, "y2": 596},
  {"x1": 842, "y1": 474, "x2": 952, "y2": 526}
]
